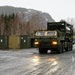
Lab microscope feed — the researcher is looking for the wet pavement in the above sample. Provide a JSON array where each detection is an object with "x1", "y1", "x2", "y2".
[{"x1": 0, "y1": 45, "x2": 75, "y2": 75}]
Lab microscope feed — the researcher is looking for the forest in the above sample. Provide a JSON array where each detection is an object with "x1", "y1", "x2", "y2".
[{"x1": 0, "y1": 13, "x2": 46, "y2": 35}]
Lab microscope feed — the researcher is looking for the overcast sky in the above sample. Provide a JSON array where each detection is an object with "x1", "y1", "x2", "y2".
[{"x1": 0, "y1": 0, "x2": 75, "y2": 21}]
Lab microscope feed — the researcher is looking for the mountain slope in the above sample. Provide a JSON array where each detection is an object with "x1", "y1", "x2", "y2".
[{"x1": 0, "y1": 6, "x2": 54, "y2": 22}]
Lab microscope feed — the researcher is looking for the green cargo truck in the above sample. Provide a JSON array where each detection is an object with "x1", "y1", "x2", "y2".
[{"x1": 31, "y1": 21, "x2": 73, "y2": 54}]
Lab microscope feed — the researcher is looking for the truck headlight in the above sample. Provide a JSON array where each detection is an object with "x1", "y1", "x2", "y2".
[
  {"x1": 34, "y1": 42, "x2": 39, "y2": 45},
  {"x1": 52, "y1": 41, "x2": 57, "y2": 45}
]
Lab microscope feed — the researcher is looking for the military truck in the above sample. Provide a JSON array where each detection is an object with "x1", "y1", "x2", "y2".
[{"x1": 31, "y1": 21, "x2": 73, "y2": 54}]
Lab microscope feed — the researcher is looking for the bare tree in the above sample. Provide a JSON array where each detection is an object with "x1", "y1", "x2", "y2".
[
  {"x1": 0, "y1": 14, "x2": 5, "y2": 35},
  {"x1": 27, "y1": 12, "x2": 46, "y2": 35},
  {"x1": 66, "y1": 18, "x2": 75, "y2": 27}
]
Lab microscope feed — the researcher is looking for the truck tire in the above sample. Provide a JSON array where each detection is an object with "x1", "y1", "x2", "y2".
[
  {"x1": 65, "y1": 42, "x2": 72, "y2": 51},
  {"x1": 39, "y1": 48, "x2": 47, "y2": 54},
  {"x1": 61, "y1": 43, "x2": 64, "y2": 53},
  {"x1": 65, "y1": 42, "x2": 69, "y2": 52},
  {"x1": 57, "y1": 44, "x2": 63, "y2": 54},
  {"x1": 69, "y1": 42, "x2": 73, "y2": 51}
]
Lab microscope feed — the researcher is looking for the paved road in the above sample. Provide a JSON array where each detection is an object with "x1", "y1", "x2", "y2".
[{"x1": 0, "y1": 45, "x2": 75, "y2": 75}]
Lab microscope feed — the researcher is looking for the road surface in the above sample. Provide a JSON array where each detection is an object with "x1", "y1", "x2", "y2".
[{"x1": 0, "y1": 45, "x2": 75, "y2": 75}]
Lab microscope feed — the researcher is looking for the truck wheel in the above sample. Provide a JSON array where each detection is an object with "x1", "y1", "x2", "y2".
[
  {"x1": 39, "y1": 48, "x2": 47, "y2": 54},
  {"x1": 70, "y1": 45, "x2": 73, "y2": 51},
  {"x1": 65, "y1": 42, "x2": 72, "y2": 51},
  {"x1": 65, "y1": 48, "x2": 68, "y2": 52},
  {"x1": 61, "y1": 43, "x2": 64, "y2": 53},
  {"x1": 65, "y1": 43, "x2": 69, "y2": 52},
  {"x1": 57, "y1": 44, "x2": 63, "y2": 54},
  {"x1": 69, "y1": 43, "x2": 73, "y2": 51}
]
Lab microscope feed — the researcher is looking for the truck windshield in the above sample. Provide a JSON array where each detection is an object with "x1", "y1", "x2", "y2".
[
  {"x1": 36, "y1": 31, "x2": 45, "y2": 36},
  {"x1": 46, "y1": 31, "x2": 57, "y2": 36},
  {"x1": 35, "y1": 31, "x2": 57, "y2": 37},
  {"x1": 47, "y1": 31, "x2": 55, "y2": 35}
]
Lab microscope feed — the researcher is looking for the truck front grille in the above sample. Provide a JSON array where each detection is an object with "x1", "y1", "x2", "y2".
[{"x1": 39, "y1": 42, "x2": 51, "y2": 48}]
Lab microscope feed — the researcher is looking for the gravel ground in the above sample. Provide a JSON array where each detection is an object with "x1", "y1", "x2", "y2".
[{"x1": 0, "y1": 45, "x2": 75, "y2": 75}]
